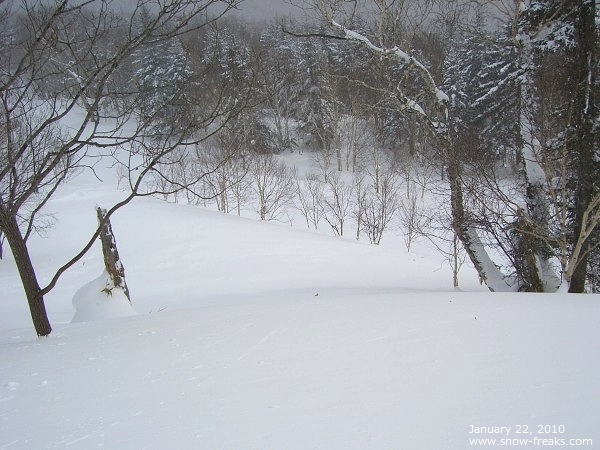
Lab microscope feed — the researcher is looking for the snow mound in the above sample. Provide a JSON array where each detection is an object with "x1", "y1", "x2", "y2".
[{"x1": 71, "y1": 271, "x2": 136, "y2": 322}]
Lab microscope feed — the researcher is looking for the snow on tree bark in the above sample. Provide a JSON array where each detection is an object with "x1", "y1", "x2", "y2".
[
  {"x1": 96, "y1": 207, "x2": 130, "y2": 302},
  {"x1": 514, "y1": 26, "x2": 561, "y2": 292},
  {"x1": 567, "y1": 0, "x2": 598, "y2": 292}
]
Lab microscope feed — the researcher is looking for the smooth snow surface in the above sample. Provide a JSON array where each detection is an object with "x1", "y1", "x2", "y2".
[
  {"x1": 1, "y1": 154, "x2": 599, "y2": 449},
  {"x1": 1, "y1": 294, "x2": 598, "y2": 449}
]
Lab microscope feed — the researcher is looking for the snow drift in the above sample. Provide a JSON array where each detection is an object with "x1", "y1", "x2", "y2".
[{"x1": 71, "y1": 271, "x2": 136, "y2": 323}]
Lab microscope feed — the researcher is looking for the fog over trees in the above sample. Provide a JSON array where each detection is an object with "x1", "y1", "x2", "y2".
[{"x1": 1, "y1": 0, "x2": 598, "y2": 335}]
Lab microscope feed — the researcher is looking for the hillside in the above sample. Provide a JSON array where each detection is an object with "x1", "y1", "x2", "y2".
[{"x1": 1, "y1": 158, "x2": 599, "y2": 449}]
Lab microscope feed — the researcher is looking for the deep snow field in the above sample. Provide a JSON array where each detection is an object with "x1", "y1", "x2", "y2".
[{"x1": 1, "y1": 151, "x2": 599, "y2": 449}]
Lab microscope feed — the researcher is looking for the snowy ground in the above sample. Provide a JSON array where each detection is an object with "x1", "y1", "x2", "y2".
[{"x1": 1, "y1": 155, "x2": 599, "y2": 449}]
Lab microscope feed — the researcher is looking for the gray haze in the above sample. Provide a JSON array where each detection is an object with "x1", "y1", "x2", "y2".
[{"x1": 233, "y1": 0, "x2": 298, "y2": 20}]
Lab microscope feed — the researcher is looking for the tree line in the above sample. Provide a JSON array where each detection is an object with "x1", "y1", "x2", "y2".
[{"x1": 146, "y1": 0, "x2": 600, "y2": 294}]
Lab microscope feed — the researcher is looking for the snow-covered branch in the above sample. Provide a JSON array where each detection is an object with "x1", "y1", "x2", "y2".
[
  {"x1": 564, "y1": 192, "x2": 600, "y2": 287},
  {"x1": 329, "y1": 19, "x2": 448, "y2": 123}
]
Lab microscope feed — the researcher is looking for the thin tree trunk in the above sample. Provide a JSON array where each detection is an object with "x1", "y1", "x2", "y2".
[
  {"x1": 452, "y1": 232, "x2": 460, "y2": 288},
  {"x1": 96, "y1": 207, "x2": 130, "y2": 301},
  {"x1": 0, "y1": 213, "x2": 52, "y2": 336}
]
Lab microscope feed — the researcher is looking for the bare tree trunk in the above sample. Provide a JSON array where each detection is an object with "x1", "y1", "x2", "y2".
[
  {"x1": 446, "y1": 146, "x2": 513, "y2": 292},
  {"x1": 96, "y1": 207, "x2": 130, "y2": 302},
  {"x1": 0, "y1": 213, "x2": 52, "y2": 336},
  {"x1": 452, "y1": 232, "x2": 460, "y2": 289},
  {"x1": 513, "y1": 29, "x2": 559, "y2": 292},
  {"x1": 513, "y1": 211, "x2": 545, "y2": 292},
  {"x1": 569, "y1": 0, "x2": 597, "y2": 292}
]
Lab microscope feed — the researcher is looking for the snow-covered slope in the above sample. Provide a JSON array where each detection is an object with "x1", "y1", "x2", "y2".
[
  {"x1": 2, "y1": 291, "x2": 598, "y2": 449},
  {"x1": 1, "y1": 161, "x2": 599, "y2": 448}
]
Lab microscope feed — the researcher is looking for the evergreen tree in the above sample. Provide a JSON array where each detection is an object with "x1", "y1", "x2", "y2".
[
  {"x1": 445, "y1": 28, "x2": 521, "y2": 167},
  {"x1": 259, "y1": 22, "x2": 301, "y2": 149},
  {"x1": 202, "y1": 24, "x2": 274, "y2": 154},
  {"x1": 292, "y1": 34, "x2": 340, "y2": 153},
  {"x1": 133, "y1": 8, "x2": 193, "y2": 137}
]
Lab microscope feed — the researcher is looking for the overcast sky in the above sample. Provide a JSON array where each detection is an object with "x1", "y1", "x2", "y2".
[{"x1": 232, "y1": 0, "x2": 299, "y2": 21}]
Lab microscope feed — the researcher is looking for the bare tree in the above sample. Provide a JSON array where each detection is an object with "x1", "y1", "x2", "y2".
[
  {"x1": 361, "y1": 174, "x2": 400, "y2": 245},
  {"x1": 148, "y1": 147, "x2": 191, "y2": 203},
  {"x1": 227, "y1": 153, "x2": 251, "y2": 217},
  {"x1": 358, "y1": 153, "x2": 400, "y2": 245},
  {"x1": 353, "y1": 170, "x2": 367, "y2": 240},
  {"x1": 0, "y1": 0, "x2": 244, "y2": 336},
  {"x1": 294, "y1": 169, "x2": 325, "y2": 230},
  {"x1": 194, "y1": 143, "x2": 248, "y2": 214},
  {"x1": 320, "y1": 167, "x2": 353, "y2": 236},
  {"x1": 249, "y1": 153, "x2": 295, "y2": 221},
  {"x1": 397, "y1": 185, "x2": 422, "y2": 251}
]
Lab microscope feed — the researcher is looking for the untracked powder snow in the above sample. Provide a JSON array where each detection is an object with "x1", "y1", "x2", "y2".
[{"x1": 1, "y1": 151, "x2": 598, "y2": 449}]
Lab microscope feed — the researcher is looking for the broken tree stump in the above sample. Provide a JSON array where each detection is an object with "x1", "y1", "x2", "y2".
[{"x1": 96, "y1": 206, "x2": 131, "y2": 302}]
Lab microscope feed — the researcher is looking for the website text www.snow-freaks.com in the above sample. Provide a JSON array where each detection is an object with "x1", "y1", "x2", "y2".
[
  {"x1": 467, "y1": 425, "x2": 593, "y2": 447},
  {"x1": 468, "y1": 437, "x2": 593, "y2": 446}
]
